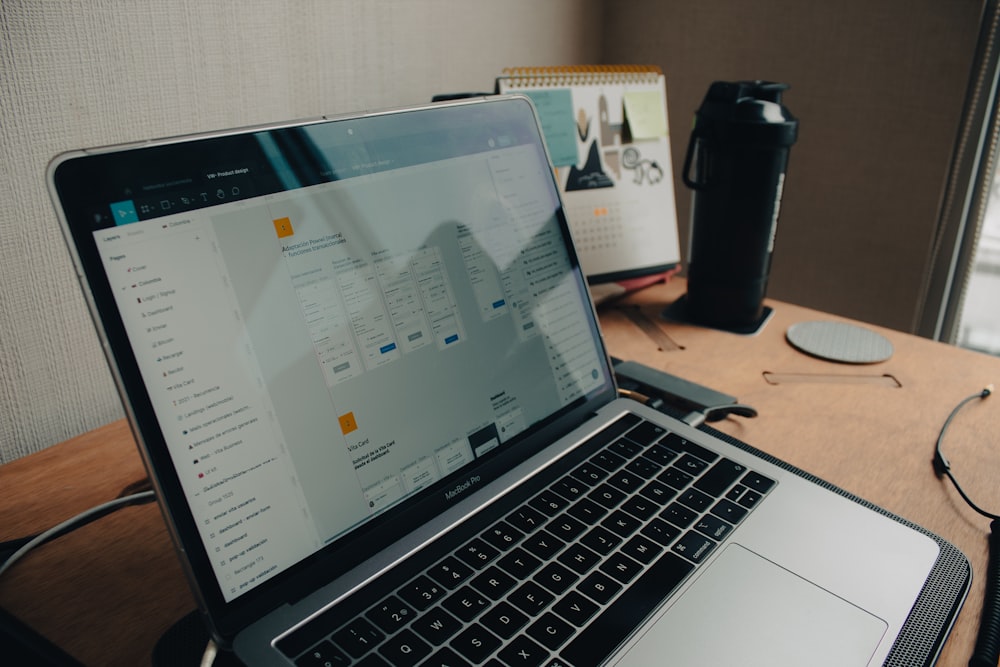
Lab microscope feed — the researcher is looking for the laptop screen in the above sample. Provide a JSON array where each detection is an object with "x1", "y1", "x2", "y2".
[{"x1": 51, "y1": 97, "x2": 613, "y2": 606}]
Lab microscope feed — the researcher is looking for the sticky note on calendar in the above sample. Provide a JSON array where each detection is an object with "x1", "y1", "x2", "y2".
[
  {"x1": 623, "y1": 90, "x2": 668, "y2": 140},
  {"x1": 519, "y1": 89, "x2": 579, "y2": 167}
]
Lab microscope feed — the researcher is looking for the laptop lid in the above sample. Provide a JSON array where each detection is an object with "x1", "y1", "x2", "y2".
[{"x1": 48, "y1": 96, "x2": 617, "y2": 640}]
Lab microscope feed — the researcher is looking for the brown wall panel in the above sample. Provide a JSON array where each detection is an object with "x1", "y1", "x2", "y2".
[{"x1": 602, "y1": 0, "x2": 983, "y2": 332}]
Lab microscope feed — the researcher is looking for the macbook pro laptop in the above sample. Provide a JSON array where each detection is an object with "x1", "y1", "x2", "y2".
[{"x1": 49, "y1": 96, "x2": 969, "y2": 666}]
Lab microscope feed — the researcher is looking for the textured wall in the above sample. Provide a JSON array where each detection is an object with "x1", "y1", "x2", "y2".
[
  {"x1": 0, "y1": 0, "x2": 602, "y2": 462},
  {"x1": 603, "y1": 0, "x2": 983, "y2": 333}
]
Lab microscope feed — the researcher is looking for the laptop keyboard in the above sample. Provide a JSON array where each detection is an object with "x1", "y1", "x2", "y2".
[{"x1": 277, "y1": 413, "x2": 775, "y2": 666}]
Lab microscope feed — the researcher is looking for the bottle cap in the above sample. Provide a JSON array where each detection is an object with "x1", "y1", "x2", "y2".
[{"x1": 695, "y1": 80, "x2": 798, "y2": 146}]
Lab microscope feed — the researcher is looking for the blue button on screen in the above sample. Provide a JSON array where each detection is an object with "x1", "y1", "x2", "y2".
[{"x1": 110, "y1": 200, "x2": 139, "y2": 225}]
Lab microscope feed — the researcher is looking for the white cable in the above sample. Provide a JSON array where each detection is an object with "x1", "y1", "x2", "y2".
[
  {"x1": 200, "y1": 638, "x2": 219, "y2": 667},
  {"x1": 0, "y1": 490, "x2": 155, "y2": 578}
]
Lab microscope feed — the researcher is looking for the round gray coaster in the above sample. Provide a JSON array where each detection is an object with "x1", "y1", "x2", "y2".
[{"x1": 786, "y1": 320, "x2": 893, "y2": 364}]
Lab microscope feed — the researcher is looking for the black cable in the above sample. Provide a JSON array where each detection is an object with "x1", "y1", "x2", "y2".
[
  {"x1": 931, "y1": 385, "x2": 1000, "y2": 666},
  {"x1": 702, "y1": 403, "x2": 759, "y2": 422},
  {"x1": 971, "y1": 519, "x2": 1000, "y2": 667},
  {"x1": 682, "y1": 403, "x2": 758, "y2": 428},
  {"x1": 933, "y1": 386, "x2": 999, "y2": 522}
]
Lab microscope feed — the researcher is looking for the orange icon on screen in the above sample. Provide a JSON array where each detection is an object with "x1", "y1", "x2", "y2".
[
  {"x1": 339, "y1": 412, "x2": 358, "y2": 435},
  {"x1": 273, "y1": 217, "x2": 294, "y2": 238}
]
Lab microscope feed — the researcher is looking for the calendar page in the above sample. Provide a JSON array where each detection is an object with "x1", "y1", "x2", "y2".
[{"x1": 497, "y1": 66, "x2": 681, "y2": 283}]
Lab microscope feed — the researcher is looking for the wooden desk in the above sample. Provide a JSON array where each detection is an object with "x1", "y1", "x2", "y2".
[{"x1": 2, "y1": 278, "x2": 998, "y2": 666}]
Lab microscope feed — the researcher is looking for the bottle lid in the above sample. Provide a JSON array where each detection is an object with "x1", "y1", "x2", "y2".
[{"x1": 695, "y1": 80, "x2": 798, "y2": 146}]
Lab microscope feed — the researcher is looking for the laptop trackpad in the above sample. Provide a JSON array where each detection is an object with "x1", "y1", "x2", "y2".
[{"x1": 616, "y1": 544, "x2": 888, "y2": 666}]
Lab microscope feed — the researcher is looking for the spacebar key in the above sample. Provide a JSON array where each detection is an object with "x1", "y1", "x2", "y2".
[{"x1": 560, "y1": 552, "x2": 694, "y2": 665}]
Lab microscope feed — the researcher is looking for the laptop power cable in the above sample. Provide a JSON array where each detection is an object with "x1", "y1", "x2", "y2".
[
  {"x1": 932, "y1": 385, "x2": 1000, "y2": 667},
  {"x1": 0, "y1": 481, "x2": 156, "y2": 578}
]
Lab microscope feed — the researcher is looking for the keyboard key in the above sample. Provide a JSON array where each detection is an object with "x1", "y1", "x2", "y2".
[
  {"x1": 560, "y1": 553, "x2": 694, "y2": 666},
  {"x1": 588, "y1": 413, "x2": 642, "y2": 448},
  {"x1": 658, "y1": 467, "x2": 693, "y2": 490},
  {"x1": 527, "y1": 612, "x2": 575, "y2": 650},
  {"x1": 534, "y1": 562, "x2": 578, "y2": 595},
  {"x1": 577, "y1": 570, "x2": 621, "y2": 604},
  {"x1": 456, "y1": 538, "x2": 499, "y2": 570},
  {"x1": 497, "y1": 635, "x2": 548, "y2": 666},
  {"x1": 622, "y1": 534, "x2": 663, "y2": 565},
  {"x1": 624, "y1": 456, "x2": 661, "y2": 479},
  {"x1": 556, "y1": 543, "x2": 600, "y2": 575},
  {"x1": 644, "y1": 444, "x2": 678, "y2": 467},
  {"x1": 661, "y1": 434, "x2": 719, "y2": 463},
  {"x1": 580, "y1": 526, "x2": 622, "y2": 555},
  {"x1": 367, "y1": 595, "x2": 414, "y2": 634},
  {"x1": 423, "y1": 647, "x2": 472, "y2": 667},
  {"x1": 429, "y1": 556, "x2": 473, "y2": 589},
  {"x1": 331, "y1": 617, "x2": 384, "y2": 658},
  {"x1": 742, "y1": 471, "x2": 776, "y2": 494},
  {"x1": 607, "y1": 469, "x2": 645, "y2": 494},
  {"x1": 411, "y1": 607, "x2": 462, "y2": 646},
  {"x1": 507, "y1": 506, "x2": 546, "y2": 534},
  {"x1": 552, "y1": 590, "x2": 599, "y2": 627},
  {"x1": 725, "y1": 484, "x2": 747, "y2": 502},
  {"x1": 483, "y1": 520, "x2": 525, "y2": 551},
  {"x1": 529, "y1": 491, "x2": 568, "y2": 516},
  {"x1": 601, "y1": 510, "x2": 641, "y2": 538},
  {"x1": 672, "y1": 531, "x2": 717, "y2": 564},
  {"x1": 625, "y1": 420, "x2": 666, "y2": 446},
  {"x1": 675, "y1": 454, "x2": 709, "y2": 475},
  {"x1": 508, "y1": 580, "x2": 554, "y2": 616},
  {"x1": 552, "y1": 476, "x2": 586, "y2": 501},
  {"x1": 399, "y1": 574, "x2": 446, "y2": 611},
  {"x1": 640, "y1": 518, "x2": 681, "y2": 547},
  {"x1": 738, "y1": 489, "x2": 764, "y2": 508},
  {"x1": 609, "y1": 437, "x2": 642, "y2": 459},
  {"x1": 471, "y1": 565, "x2": 517, "y2": 600},
  {"x1": 295, "y1": 641, "x2": 350, "y2": 667},
  {"x1": 694, "y1": 514, "x2": 733, "y2": 541},
  {"x1": 620, "y1": 495, "x2": 657, "y2": 521},
  {"x1": 523, "y1": 530, "x2": 566, "y2": 560},
  {"x1": 639, "y1": 480, "x2": 676, "y2": 506},
  {"x1": 377, "y1": 629, "x2": 430, "y2": 667},
  {"x1": 599, "y1": 552, "x2": 643, "y2": 584},
  {"x1": 591, "y1": 449, "x2": 626, "y2": 472},
  {"x1": 546, "y1": 515, "x2": 586, "y2": 541},
  {"x1": 355, "y1": 654, "x2": 389, "y2": 666},
  {"x1": 481, "y1": 601, "x2": 529, "y2": 639},
  {"x1": 450, "y1": 624, "x2": 502, "y2": 663},
  {"x1": 661, "y1": 502, "x2": 698, "y2": 529},
  {"x1": 498, "y1": 547, "x2": 542, "y2": 579},
  {"x1": 711, "y1": 498, "x2": 749, "y2": 524},
  {"x1": 677, "y1": 488, "x2": 713, "y2": 513},
  {"x1": 565, "y1": 497, "x2": 606, "y2": 523},
  {"x1": 571, "y1": 462, "x2": 608, "y2": 486},
  {"x1": 442, "y1": 586, "x2": 491, "y2": 622},
  {"x1": 694, "y1": 458, "x2": 747, "y2": 497},
  {"x1": 589, "y1": 483, "x2": 626, "y2": 509}
]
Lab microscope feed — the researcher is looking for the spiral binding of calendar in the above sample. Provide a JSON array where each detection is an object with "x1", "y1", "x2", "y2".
[{"x1": 499, "y1": 64, "x2": 662, "y2": 88}]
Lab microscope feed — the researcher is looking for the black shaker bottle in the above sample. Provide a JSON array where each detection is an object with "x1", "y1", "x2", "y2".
[{"x1": 680, "y1": 80, "x2": 798, "y2": 330}]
